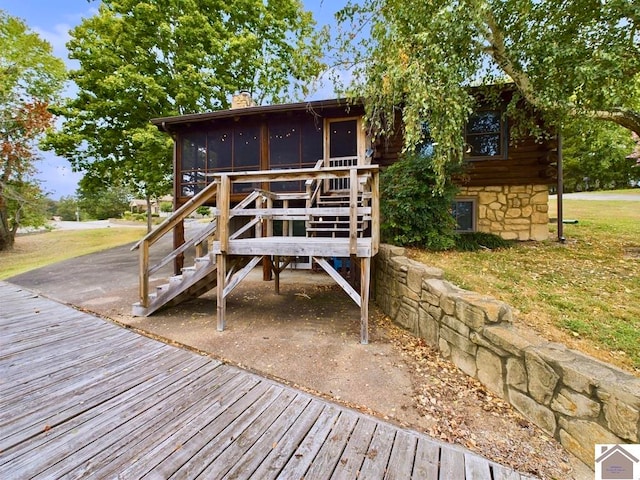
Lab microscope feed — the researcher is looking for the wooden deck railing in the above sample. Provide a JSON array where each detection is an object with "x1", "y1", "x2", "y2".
[
  {"x1": 211, "y1": 165, "x2": 379, "y2": 257},
  {"x1": 133, "y1": 165, "x2": 379, "y2": 309}
]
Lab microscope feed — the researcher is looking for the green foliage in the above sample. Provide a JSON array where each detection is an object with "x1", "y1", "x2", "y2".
[
  {"x1": 159, "y1": 202, "x2": 173, "y2": 213},
  {"x1": 55, "y1": 196, "x2": 80, "y2": 221},
  {"x1": 44, "y1": 0, "x2": 323, "y2": 231},
  {"x1": 0, "y1": 11, "x2": 66, "y2": 250},
  {"x1": 562, "y1": 120, "x2": 639, "y2": 191},
  {"x1": 3, "y1": 180, "x2": 49, "y2": 229},
  {"x1": 380, "y1": 152, "x2": 458, "y2": 249},
  {"x1": 122, "y1": 211, "x2": 147, "y2": 222},
  {"x1": 77, "y1": 176, "x2": 130, "y2": 220},
  {"x1": 336, "y1": 0, "x2": 640, "y2": 188},
  {"x1": 453, "y1": 232, "x2": 514, "y2": 252},
  {"x1": 196, "y1": 206, "x2": 211, "y2": 217}
]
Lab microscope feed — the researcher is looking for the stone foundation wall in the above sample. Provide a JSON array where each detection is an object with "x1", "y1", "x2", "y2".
[
  {"x1": 458, "y1": 185, "x2": 550, "y2": 241},
  {"x1": 374, "y1": 245, "x2": 640, "y2": 467}
]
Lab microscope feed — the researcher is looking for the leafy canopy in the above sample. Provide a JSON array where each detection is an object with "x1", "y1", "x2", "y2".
[
  {"x1": 45, "y1": 0, "x2": 324, "y2": 230},
  {"x1": 336, "y1": 0, "x2": 640, "y2": 184},
  {"x1": 562, "y1": 119, "x2": 639, "y2": 192},
  {"x1": 0, "y1": 10, "x2": 66, "y2": 250}
]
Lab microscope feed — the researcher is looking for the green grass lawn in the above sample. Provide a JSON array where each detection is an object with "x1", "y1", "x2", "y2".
[
  {"x1": 0, "y1": 227, "x2": 146, "y2": 281},
  {"x1": 563, "y1": 188, "x2": 640, "y2": 196},
  {"x1": 410, "y1": 198, "x2": 640, "y2": 373}
]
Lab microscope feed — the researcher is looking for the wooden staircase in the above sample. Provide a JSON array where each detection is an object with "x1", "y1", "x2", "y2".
[
  {"x1": 132, "y1": 252, "x2": 216, "y2": 317},
  {"x1": 132, "y1": 165, "x2": 380, "y2": 343},
  {"x1": 131, "y1": 185, "x2": 262, "y2": 317},
  {"x1": 132, "y1": 252, "x2": 254, "y2": 317}
]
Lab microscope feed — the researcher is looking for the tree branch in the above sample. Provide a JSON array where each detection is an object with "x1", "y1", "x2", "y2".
[
  {"x1": 482, "y1": 10, "x2": 539, "y2": 108},
  {"x1": 588, "y1": 108, "x2": 640, "y2": 137},
  {"x1": 481, "y1": 8, "x2": 640, "y2": 137}
]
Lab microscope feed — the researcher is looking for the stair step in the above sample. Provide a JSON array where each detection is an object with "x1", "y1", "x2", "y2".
[
  {"x1": 169, "y1": 275, "x2": 183, "y2": 285},
  {"x1": 307, "y1": 227, "x2": 365, "y2": 233},
  {"x1": 132, "y1": 302, "x2": 147, "y2": 317},
  {"x1": 156, "y1": 283, "x2": 170, "y2": 292},
  {"x1": 308, "y1": 220, "x2": 366, "y2": 226}
]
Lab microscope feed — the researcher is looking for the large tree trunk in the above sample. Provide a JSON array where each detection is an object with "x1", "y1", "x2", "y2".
[{"x1": 0, "y1": 200, "x2": 16, "y2": 251}]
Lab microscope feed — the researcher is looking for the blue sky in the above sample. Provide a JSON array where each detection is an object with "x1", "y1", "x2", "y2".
[{"x1": 3, "y1": 0, "x2": 347, "y2": 199}]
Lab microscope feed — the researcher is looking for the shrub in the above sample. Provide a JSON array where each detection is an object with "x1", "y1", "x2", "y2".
[
  {"x1": 196, "y1": 206, "x2": 211, "y2": 216},
  {"x1": 453, "y1": 232, "x2": 514, "y2": 251},
  {"x1": 380, "y1": 152, "x2": 458, "y2": 250}
]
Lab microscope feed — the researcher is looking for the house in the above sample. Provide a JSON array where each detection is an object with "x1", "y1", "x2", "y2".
[
  {"x1": 132, "y1": 91, "x2": 556, "y2": 342},
  {"x1": 129, "y1": 195, "x2": 173, "y2": 215},
  {"x1": 155, "y1": 91, "x2": 557, "y2": 244},
  {"x1": 595, "y1": 444, "x2": 639, "y2": 480}
]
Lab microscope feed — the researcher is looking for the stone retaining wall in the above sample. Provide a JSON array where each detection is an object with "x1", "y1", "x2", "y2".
[
  {"x1": 458, "y1": 185, "x2": 550, "y2": 241},
  {"x1": 373, "y1": 244, "x2": 640, "y2": 467}
]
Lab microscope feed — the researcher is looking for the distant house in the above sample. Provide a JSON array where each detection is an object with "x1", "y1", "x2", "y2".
[
  {"x1": 154, "y1": 90, "x2": 557, "y2": 243},
  {"x1": 129, "y1": 195, "x2": 173, "y2": 215}
]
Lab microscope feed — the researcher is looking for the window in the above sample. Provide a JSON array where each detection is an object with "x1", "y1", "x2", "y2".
[
  {"x1": 465, "y1": 110, "x2": 505, "y2": 158},
  {"x1": 451, "y1": 199, "x2": 476, "y2": 232},
  {"x1": 179, "y1": 124, "x2": 260, "y2": 196},
  {"x1": 329, "y1": 119, "x2": 358, "y2": 158},
  {"x1": 268, "y1": 117, "x2": 322, "y2": 192}
]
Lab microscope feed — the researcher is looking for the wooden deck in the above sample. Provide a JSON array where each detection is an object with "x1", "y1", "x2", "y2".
[
  {"x1": 210, "y1": 237, "x2": 374, "y2": 258},
  {"x1": 0, "y1": 281, "x2": 534, "y2": 479}
]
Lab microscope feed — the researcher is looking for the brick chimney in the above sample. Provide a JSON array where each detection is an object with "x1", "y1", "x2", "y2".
[{"x1": 231, "y1": 91, "x2": 256, "y2": 109}]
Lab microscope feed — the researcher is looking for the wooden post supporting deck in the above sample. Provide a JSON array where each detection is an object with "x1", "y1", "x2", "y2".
[
  {"x1": 216, "y1": 253, "x2": 226, "y2": 331},
  {"x1": 274, "y1": 255, "x2": 280, "y2": 294},
  {"x1": 216, "y1": 175, "x2": 230, "y2": 332},
  {"x1": 360, "y1": 256, "x2": 371, "y2": 345}
]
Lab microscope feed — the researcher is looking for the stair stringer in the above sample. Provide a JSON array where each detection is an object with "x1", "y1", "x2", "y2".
[{"x1": 132, "y1": 255, "x2": 219, "y2": 317}]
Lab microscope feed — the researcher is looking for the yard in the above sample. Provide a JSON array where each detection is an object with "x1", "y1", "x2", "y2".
[
  {"x1": 409, "y1": 191, "x2": 640, "y2": 374},
  {"x1": 0, "y1": 227, "x2": 146, "y2": 281},
  {"x1": 2, "y1": 195, "x2": 638, "y2": 374}
]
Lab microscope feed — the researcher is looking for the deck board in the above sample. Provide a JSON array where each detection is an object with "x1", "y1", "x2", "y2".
[{"x1": 0, "y1": 281, "x2": 533, "y2": 479}]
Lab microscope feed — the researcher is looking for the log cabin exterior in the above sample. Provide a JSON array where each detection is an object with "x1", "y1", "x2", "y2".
[
  {"x1": 162, "y1": 92, "x2": 556, "y2": 243},
  {"x1": 132, "y1": 91, "x2": 556, "y2": 342}
]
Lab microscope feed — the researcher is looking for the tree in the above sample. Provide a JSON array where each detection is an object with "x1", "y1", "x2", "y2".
[
  {"x1": 563, "y1": 120, "x2": 638, "y2": 192},
  {"x1": 0, "y1": 11, "x2": 65, "y2": 250},
  {"x1": 77, "y1": 174, "x2": 131, "y2": 220},
  {"x1": 55, "y1": 195, "x2": 80, "y2": 221},
  {"x1": 45, "y1": 0, "x2": 324, "y2": 232},
  {"x1": 3, "y1": 180, "x2": 50, "y2": 230},
  {"x1": 336, "y1": 0, "x2": 640, "y2": 185}
]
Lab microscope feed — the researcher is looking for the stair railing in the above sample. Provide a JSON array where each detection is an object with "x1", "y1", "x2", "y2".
[
  {"x1": 134, "y1": 165, "x2": 380, "y2": 309},
  {"x1": 132, "y1": 181, "x2": 219, "y2": 308}
]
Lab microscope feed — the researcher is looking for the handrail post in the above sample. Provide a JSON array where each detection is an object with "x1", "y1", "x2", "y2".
[
  {"x1": 218, "y1": 175, "x2": 230, "y2": 253},
  {"x1": 139, "y1": 240, "x2": 150, "y2": 307},
  {"x1": 349, "y1": 168, "x2": 358, "y2": 255},
  {"x1": 371, "y1": 170, "x2": 380, "y2": 252}
]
